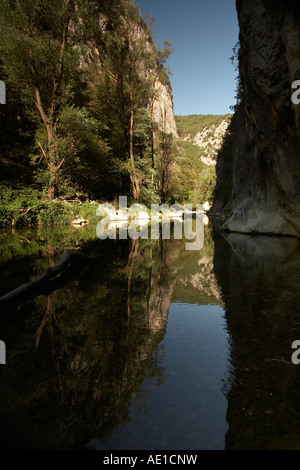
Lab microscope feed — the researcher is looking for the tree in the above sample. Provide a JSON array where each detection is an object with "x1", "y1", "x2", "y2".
[
  {"x1": 0, "y1": 0, "x2": 174, "y2": 204},
  {"x1": 92, "y1": 0, "x2": 162, "y2": 201},
  {"x1": 158, "y1": 110, "x2": 176, "y2": 204},
  {"x1": 0, "y1": 0, "x2": 108, "y2": 199},
  {"x1": 230, "y1": 41, "x2": 243, "y2": 111},
  {"x1": 117, "y1": 1, "x2": 156, "y2": 201}
]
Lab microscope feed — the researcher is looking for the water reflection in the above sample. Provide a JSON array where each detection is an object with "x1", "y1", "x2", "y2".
[
  {"x1": 214, "y1": 231, "x2": 300, "y2": 450},
  {"x1": 3, "y1": 223, "x2": 300, "y2": 449},
  {"x1": 0, "y1": 223, "x2": 227, "y2": 450}
]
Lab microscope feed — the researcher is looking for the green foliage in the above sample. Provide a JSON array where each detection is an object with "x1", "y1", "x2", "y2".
[
  {"x1": 230, "y1": 41, "x2": 243, "y2": 111},
  {"x1": 170, "y1": 114, "x2": 234, "y2": 205},
  {"x1": 0, "y1": 0, "x2": 179, "y2": 222},
  {"x1": 70, "y1": 201, "x2": 99, "y2": 225},
  {"x1": 0, "y1": 0, "x2": 94, "y2": 200},
  {"x1": 36, "y1": 202, "x2": 71, "y2": 226},
  {"x1": 140, "y1": 186, "x2": 161, "y2": 206},
  {"x1": 54, "y1": 106, "x2": 112, "y2": 198},
  {"x1": 0, "y1": 0, "x2": 85, "y2": 108},
  {"x1": 0, "y1": 183, "x2": 45, "y2": 227},
  {"x1": 175, "y1": 114, "x2": 232, "y2": 139},
  {"x1": 157, "y1": 130, "x2": 177, "y2": 203},
  {"x1": 170, "y1": 142, "x2": 215, "y2": 205},
  {"x1": 0, "y1": 182, "x2": 101, "y2": 227},
  {"x1": 156, "y1": 40, "x2": 174, "y2": 84}
]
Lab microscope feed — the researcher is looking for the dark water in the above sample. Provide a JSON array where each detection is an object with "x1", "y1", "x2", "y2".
[{"x1": 0, "y1": 222, "x2": 300, "y2": 450}]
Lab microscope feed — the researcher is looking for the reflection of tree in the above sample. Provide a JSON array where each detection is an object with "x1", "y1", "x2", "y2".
[
  {"x1": 213, "y1": 232, "x2": 300, "y2": 450},
  {"x1": 0, "y1": 235, "x2": 176, "y2": 449},
  {"x1": 147, "y1": 238, "x2": 175, "y2": 333},
  {"x1": 0, "y1": 223, "x2": 224, "y2": 450},
  {"x1": 125, "y1": 236, "x2": 176, "y2": 334},
  {"x1": 35, "y1": 294, "x2": 55, "y2": 352},
  {"x1": 126, "y1": 239, "x2": 140, "y2": 318}
]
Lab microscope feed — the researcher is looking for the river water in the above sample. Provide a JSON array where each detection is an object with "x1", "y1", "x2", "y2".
[{"x1": 0, "y1": 221, "x2": 300, "y2": 450}]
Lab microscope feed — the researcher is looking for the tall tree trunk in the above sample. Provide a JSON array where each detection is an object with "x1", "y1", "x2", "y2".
[
  {"x1": 34, "y1": 86, "x2": 60, "y2": 200},
  {"x1": 160, "y1": 110, "x2": 169, "y2": 204},
  {"x1": 43, "y1": 128, "x2": 61, "y2": 200},
  {"x1": 47, "y1": 130, "x2": 59, "y2": 200},
  {"x1": 127, "y1": 239, "x2": 140, "y2": 318},
  {"x1": 150, "y1": 98, "x2": 155, "y2": 189},
  {"x1": 29, "y1": 2, "x2": 70, "y2": 200},
  {"x1": 48, "y1": 164, "x2": 58, "y2": 200},
  {"x1": 161, "y1": 132, "x2": 166, "y2": 203},
  {"x1": 151, "y1": 122, "x2": 155, "y2": 189},
  {"x1": 129, "y1": 85, "x2": 141, "y2": 200},
  {"x1": 48, "y1": 152, "x2": 66, "y2": 200}
]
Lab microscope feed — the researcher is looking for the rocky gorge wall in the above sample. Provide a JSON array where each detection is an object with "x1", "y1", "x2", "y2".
[
  {"x1": 152, "y1": 80, "x2": 178, "y2": 137},
  {"x1": 210, "y1": 0, "x2": 300, "y2": 237}
]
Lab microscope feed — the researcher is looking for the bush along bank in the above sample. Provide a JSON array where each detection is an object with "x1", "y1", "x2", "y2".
[{"x1": 0, "y1": 184, "x2": 100, "y2": 228}]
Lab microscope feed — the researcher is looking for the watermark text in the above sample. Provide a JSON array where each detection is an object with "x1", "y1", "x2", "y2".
[
  {"x1": 96, "y1": 197, "x2": 205, "y2": 251},
  {"x1": 291, "y1": 80, "x2": 300, "y2": 105},
  {"x1": 0, "y1": 340, "x2": 6, "y2": 365},
  {"x1": 291, "y1": 340, "x2": 300, "y2": 365},
  {"x1": 0, "y1": 80, "x2": 6, "y2": 104}
]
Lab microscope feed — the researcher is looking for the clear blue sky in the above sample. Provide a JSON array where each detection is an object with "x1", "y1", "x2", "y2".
[{"x1": 135, "y1": 0, "x2": 239, "y2": 116}]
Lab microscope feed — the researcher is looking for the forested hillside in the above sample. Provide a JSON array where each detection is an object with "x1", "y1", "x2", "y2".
[
  {"x1": 172, "y1": 114, "x2": 232, "y2": 206},
  {"x1": 0, "y1": 0, "x2": 178, "y2": 226},
  {"x1": 0, "y1": 0, "x2": 234, "y2": 228}
]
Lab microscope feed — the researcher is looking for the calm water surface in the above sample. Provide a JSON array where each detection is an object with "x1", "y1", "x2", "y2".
[{"x1": 0, "y1": 222, "x2": 300, "y2": 450}]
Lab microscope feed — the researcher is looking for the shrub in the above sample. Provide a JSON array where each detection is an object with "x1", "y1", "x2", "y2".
[
  {"x1": 37, "y1": 203, "x2": 71, "y2": 226},
  {"x1": 0, "y1": 183, "x2": 45, "y2": 227}
]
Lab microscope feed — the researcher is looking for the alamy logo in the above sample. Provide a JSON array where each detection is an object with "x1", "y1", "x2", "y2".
[
  {"x1": 291, "y1": 340, "x2": 300, "y2": 365},
  {"x1": 0, "y1": 81, "x2": 6, "y2": 104},
  {"x1": 291, "y1": 80, "x2": 300, "y2": 105},
  {"x1": 0, "y1": 341, "x2": 6, "y2": 365},
  {"x1": 96, "y1": 196, "x2": 205, "y2": 251}
]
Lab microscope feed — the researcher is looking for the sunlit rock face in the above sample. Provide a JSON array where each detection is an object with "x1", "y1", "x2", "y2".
[
  {"x1": 195, "y1": 120, "x2": 230, "y2": 166},
  {"x1": 85, "y1": 13, "x2": 178, "y2": 139},
  {"x1": 152, "y1": 81, "x2": 178, "y2": 137},
  {"x1": 183, "y1": 118, "x2": 231, "y2": 166},
  {"x1": 211, "y1": 0, "x2": 300, "y2": 237}
]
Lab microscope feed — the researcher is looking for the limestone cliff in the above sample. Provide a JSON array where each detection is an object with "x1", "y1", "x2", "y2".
[
  {"x1": 152, "y1": 80, "x2": 178, "y2": 137},
  {"x1": 125, "y1": 12, "x2": 178, "y2": 138},
  {"x1": 210, "y1": 0, "x2": 300, "y2": 237},
  {"x1": 177, "y1": 115, "x2": 232, "y2": 166},
  {"x1": 91, "y1": 6, "x2": 178, "y2": 139}
]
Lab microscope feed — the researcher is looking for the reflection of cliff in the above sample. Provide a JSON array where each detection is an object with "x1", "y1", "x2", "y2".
[
  {"x1": 147, "y1": 283, "x2": 173, "y2": 333},
  {"x1": 171, "y1": 227, "x2": 223, "y2": 306},
  {"x1": 145, "y1": 232, "x2": 223, "y2": 328},
  {"x1": 147, "y1": 240, "x2": 175, "y2": 333},
  {"x1": 0, "y1": 225, "x2": 224, "y2": 449},
  {"x1": 181, "y1": 256, "x2": 222, "y2": 303},
  {"x1": 0, "y1": 237, "x2": 175, "y2": 449},
  {"x1": 213, "y1": 232, "x2": 300, "y2": 450}
]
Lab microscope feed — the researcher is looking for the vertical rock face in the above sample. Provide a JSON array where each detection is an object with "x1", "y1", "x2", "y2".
[
  {"x1": 192, "y1": 119, "x2": 230, "y2": 162},
  {"x1": 131, "y1": 20, "x2": 178, "y2": 138},
  {"x1": 152, "y1": 80, "x2": 178, "y2": 137},
  {"x1": 211, "y1": 0, "x2": 300, "y2": 237}
]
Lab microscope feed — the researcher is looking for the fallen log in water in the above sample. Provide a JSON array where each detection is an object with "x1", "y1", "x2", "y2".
[{"x1": 0, "y1": 251, "x2": 92, "y2": 309}]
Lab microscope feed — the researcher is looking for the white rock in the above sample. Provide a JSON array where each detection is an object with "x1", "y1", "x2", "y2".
[
  {"x1": 72, "y1": 218, "x2": 87, "y2": 226},
  {"x1": 203, "y1": 202, "x2": 211, "y2": 212}
]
